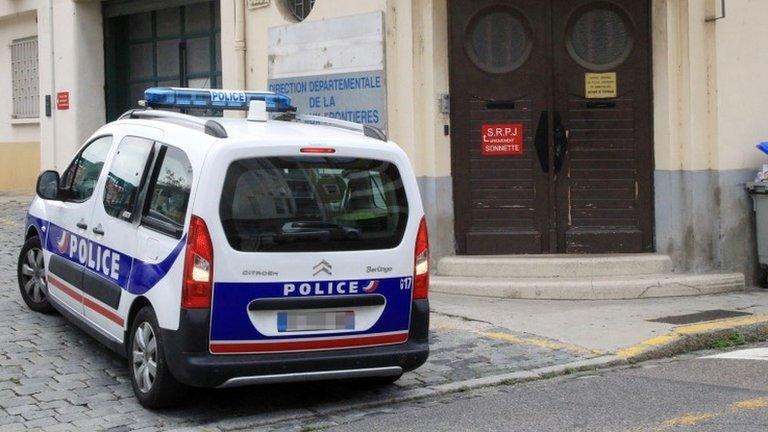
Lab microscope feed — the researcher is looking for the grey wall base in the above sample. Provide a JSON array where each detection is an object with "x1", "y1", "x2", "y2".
[
  {"x1": 655, "y1": 169, "x2": 759, "y2": 285},
  {"x1": 416, "y1": 176, "x2": 455, "y2": 262}
]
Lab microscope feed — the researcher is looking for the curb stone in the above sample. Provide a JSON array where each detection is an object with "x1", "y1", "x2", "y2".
[{"x1": 617, "y1": 315, "x2": 768, "y2": 363}]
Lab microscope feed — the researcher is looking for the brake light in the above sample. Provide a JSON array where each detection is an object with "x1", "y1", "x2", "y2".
[
  {"x1": 300, "y1": 147, "x2": 336, "y2": 154},
  {"x1": 182, "y1": 215, "x2": 213, "y2": 309},
  {"x1": 414, "y1": 217, "x2": 429, "y2": 299}
]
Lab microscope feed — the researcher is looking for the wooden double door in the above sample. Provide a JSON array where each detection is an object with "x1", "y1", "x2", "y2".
[{"x1": 449, "y1": 0, "x2": 653, "y2": 254}]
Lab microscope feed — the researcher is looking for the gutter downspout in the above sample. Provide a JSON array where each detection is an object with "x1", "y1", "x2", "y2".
[
  {"x1": 234, "y1": 0, "x2": 246, "y2": 89},
  {"x1": 48, "y1": 0, "x2": 57, "y2": 169}
]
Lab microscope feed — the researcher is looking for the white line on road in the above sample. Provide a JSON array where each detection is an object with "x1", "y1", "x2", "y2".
[{"x1": 703, "y1": 347, "x2": 768, "y2": 361}]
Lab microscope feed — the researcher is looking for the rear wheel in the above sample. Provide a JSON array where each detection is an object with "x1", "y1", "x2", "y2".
[
  {"x1": 17, "y1": 236, "x2": 55, "y2": 314},
  {"x1": 129, "y1": 306, "x2": 188, "y2": 409}
]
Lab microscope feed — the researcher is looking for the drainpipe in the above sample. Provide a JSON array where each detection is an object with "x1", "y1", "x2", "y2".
[
  {"x1": 48, "y1": 0, "x2": 57, "y2": 169},
  {"x1": 234, "y1": 0, "x2": 246, "y2": 89}
]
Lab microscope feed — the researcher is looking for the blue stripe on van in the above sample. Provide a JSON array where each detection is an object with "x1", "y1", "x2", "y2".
[
  {"x1": 210, "y1": 276, "x2": 413, "y2": 342},
  {"x1": 27, "y1": 215, "x2": 185, "y2": 296}
]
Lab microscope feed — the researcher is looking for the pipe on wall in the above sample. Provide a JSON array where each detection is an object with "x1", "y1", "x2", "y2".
[{"x1": 234, "y1": 0, "x2": 246, "y2": 89}]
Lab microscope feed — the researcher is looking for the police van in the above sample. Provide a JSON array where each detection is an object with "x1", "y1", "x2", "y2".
[{"x1": 18, "y1": 88, "x2": 430, "y2": 408}]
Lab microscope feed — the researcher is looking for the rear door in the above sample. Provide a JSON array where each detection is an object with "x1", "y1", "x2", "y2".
[
  {"x1": 206, "y1": 150, "x2": 419, "y2": 354},
  {"x1": 83, "y1": 131, "x2": 157, "y2": 339},
  {"x1": 44, "y1": 136, "x2": 114, "y2": 317}
]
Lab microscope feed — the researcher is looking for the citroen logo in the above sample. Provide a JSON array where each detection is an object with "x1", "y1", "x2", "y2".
[{"x1": 313, "y1": 259, "x2": 332, "y2": 277}]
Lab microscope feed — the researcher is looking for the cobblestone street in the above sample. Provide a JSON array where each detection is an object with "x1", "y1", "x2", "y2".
[{"x1": 0, "y1": 197, "x2": 597, "y2": 431}]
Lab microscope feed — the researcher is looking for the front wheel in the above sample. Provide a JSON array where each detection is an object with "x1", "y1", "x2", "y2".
[
  {"x1": 17, "y1": 236, "x2": 55, "y2": 314},
  {"x1": 129, "y1": 306, "x2": 188, "y2": 409}
]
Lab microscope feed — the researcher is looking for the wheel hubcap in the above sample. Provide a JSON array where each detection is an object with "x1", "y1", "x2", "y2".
[
  {"x1": 21, "y1": 247, "x2": 47, "y2": 303},
  {"x1": 132, "y1": 322, "x2": 158, "y2": 393}
]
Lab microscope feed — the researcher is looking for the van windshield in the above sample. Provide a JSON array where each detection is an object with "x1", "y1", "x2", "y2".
[{"x1": 219, "y1": 156, "x2": 409, "y2": 252}]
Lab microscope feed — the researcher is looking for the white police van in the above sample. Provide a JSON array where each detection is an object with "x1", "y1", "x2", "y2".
[{"x1": 18, "y1": 88, "x2": 430, "y2": 408}]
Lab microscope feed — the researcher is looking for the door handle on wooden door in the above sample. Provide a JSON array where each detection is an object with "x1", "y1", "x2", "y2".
[
  {"x1": 534, "y1": 111, "x2": 549, "y2": 172},
  {"x1": 553, "y1": 112, "x2": 568, "y2": 174}
]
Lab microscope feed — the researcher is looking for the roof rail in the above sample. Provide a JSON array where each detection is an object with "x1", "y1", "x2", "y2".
[
  {"x1": 119, "y1": 109, "x2": 228, "y2": 139},
  {"x1": 280, "y1": 113, "x2": 387, "y2": 142}
]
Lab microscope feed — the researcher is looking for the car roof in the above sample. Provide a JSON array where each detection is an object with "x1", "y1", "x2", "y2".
[{"x1": 104, "y1": 116, "x2": 397, "y2": 155}]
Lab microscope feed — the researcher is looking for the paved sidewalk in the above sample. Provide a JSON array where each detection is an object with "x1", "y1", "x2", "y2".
[{"x1": 432, "y1": 289, "x2": 768, "y2": 357}]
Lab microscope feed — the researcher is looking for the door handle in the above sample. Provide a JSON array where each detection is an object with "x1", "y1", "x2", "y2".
[
  {"x1": 92, "y1": 224, "x2": 105, "y2": 236},
  {"x1": 533, "y1": 111, "x2": 549, "y2": 172},
  {"x1": 553, "y1": 112, "x2": 568, "y2": 174},
  {"x1": 76, "y1": 220, "x2": 88, "y2": 230}
]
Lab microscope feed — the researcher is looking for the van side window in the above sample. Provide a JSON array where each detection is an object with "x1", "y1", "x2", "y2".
[
  {"x1": 142, "y1": 146, "x2": 193, "y2": 237},
  {"x1": 103, "y1": 136, "x2": 154, "y2": 221},
  {"x1": 60, "y1": 136, "x2": 113, "y2": 202}
]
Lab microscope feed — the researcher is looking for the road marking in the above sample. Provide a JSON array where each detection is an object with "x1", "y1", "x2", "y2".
[
  {"x1": 480, "y1": 331, "x2": 603, "y2": 357},
  {"x1": 633, "y1": 397, "x2": 768, "y2": 431},
  {"x1": 659, "y1": 412, "x2": 717, "y2": 428},
  {"x1": 703, "y1": 347, "x2": 768, "y2": 361},
  {"x1": 617, "y1": 315, "x2": 768, "y2": 360},
  {"x1": 430, "y1": 314, "x2": 603, "y2": 356}
]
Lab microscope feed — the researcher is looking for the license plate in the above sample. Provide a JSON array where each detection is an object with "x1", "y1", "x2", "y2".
[{"x1": 277, "y1": 311, "x2": 355, "y2": 332}]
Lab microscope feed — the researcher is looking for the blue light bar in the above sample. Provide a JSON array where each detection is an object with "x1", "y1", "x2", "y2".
[{"x1": 143, "y1": 87, "x2": 294, "y2": 112}]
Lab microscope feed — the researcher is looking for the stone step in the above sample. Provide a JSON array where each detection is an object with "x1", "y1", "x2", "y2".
[
  {"x1": 430, "y1": 272, "x2": 745, "y2": 300},
  {"x1": 436, "y1": 254, "x2": 674, "y2": 278}
]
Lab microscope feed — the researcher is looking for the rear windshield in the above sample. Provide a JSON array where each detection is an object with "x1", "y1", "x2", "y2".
[{"x1": 219, "y1": 156, "x2": 409, "y2": 252}]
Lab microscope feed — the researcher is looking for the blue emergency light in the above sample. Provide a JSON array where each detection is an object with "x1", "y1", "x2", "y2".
[{"x1": 143, "y1": 87, "x2": 294, "y2": 112}]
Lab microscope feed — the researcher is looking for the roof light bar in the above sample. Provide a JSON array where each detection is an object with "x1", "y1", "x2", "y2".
[{"x1": 144, "y1": 87, "x2": 294, "y2": 112}]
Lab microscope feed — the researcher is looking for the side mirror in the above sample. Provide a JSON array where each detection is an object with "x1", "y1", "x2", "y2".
[{"x1": 36, "y1": 170, "x2": 62, "y2": 201}]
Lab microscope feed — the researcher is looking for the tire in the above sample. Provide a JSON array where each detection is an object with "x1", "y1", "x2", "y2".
[
  {"x1": 128, "y1": 306, "x2": 188, "y2": 409},
  {"x1": 17, "y1": 236, "x2": 55, "y2": 314}
]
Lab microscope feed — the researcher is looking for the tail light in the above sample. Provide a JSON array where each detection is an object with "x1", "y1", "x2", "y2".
[
  {"x1": 413, "y1": 217, "x2": 429, "y2": 299},
  {"x1": 182, "y1": 215, "x2": 213, "y2": 309}
]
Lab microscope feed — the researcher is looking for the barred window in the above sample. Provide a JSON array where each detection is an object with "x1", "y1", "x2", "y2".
[
  {"x1": 10, "y1": 36, "x2": 39, "y2": 119},
  {"x1": 286, "y1": 0, "x2": 315, "y2": 21}
]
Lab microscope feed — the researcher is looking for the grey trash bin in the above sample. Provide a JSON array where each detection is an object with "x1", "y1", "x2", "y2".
[{"x1": 748, "y1": 182, "x2": 768, "y2": 272}]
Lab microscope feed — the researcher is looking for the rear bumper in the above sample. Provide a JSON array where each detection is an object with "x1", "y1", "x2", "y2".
[{"x1": 162, "y1": 299, "x2": 430, "y2": 388}]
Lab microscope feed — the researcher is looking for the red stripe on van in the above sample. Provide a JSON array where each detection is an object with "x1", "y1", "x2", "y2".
[
  {"x1": 209, "y1": 332, "x2": 409, "y2": 354},
  {"x1": 48, "y1": 275, "x2": 124, "y2": 326}
]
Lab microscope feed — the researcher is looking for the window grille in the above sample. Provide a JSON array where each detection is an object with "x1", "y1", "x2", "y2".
[
  {"x1": 11, "y1": 36, "x2": 39, "y2": 119},
  {"x1": 287, "y1": 0, "x2": 315, "y2": 21}
]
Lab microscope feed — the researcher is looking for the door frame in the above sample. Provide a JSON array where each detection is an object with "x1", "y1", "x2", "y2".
[{"x1": 446, "y1": 0, "x2": 655, "y2": 255}]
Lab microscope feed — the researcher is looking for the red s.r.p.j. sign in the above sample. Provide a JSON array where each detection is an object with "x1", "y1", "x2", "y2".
[{"x1": 481, "y1": 123, "x2": 524, "y2": 156}]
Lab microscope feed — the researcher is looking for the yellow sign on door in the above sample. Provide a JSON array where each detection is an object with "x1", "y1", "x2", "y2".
[{"x1": 585, "y1": 72, "x2": 617, "y2": 99}]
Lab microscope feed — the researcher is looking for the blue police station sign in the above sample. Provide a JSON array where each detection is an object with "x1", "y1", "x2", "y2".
[
  {"x1": 268, "y1": 11, "x2": 388, "y2": 131},
  {"x1": 268, "y1": 70, "x2": 387, "y2": 130}
]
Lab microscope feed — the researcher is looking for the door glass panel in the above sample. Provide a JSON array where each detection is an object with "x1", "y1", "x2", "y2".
[
  {"x1": 467, "y1": 8, "x2": 530, "y2": 74},
  {"x1": 569, "y1": 7, "x2": 632, "y2": 69},
  {"x1": 129, "y1": 43, "x2": 154, "y2": 80},
  {"x1": 186, "y1": 37, "x2": 211, "y2": 75},
  {"x1": 103, "y1": 137, "x2": 153, "y2": 221},
  {"x1": 156, "y1": 39, "x2": 180, "y2": 77},
  {"x1": 185, "y1": 2, "x2": 211, "y2": 33},
  {"x1": 145, "y1": 146, "x2": 193, "y2": 229},
  {"x1": 128, "y1": 12, "x2": 152, "y2": 40},
  {"x1": 62, "y1": 136, "x2": 114, "y2": 202},
  {"x1": 156, "y1": 8, "x2": 181, "y2": 37}
]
